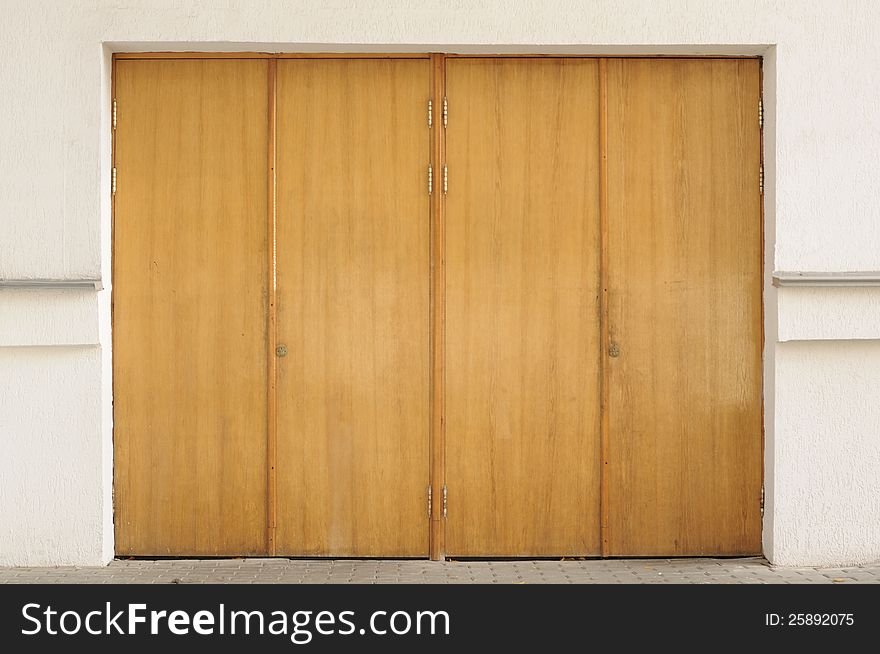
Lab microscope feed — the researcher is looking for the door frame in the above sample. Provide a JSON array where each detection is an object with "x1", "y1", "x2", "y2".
[{"x1": 109, "y1": 50, "x2": 768, "y2": 561}]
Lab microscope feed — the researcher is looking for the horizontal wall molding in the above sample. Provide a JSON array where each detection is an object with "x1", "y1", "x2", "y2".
[
  {"x1": 773, "y1": 271, "x2": 880, "y2": 287},
  {"x1": 0, "y1": 279, "x2": 103, "y2": 290}
]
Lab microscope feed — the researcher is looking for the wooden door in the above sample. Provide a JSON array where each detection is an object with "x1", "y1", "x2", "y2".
[
  {"x1": 274, "y1": 59, "x2": 431, "y2": 556},
  {"x1": 604, "y1": 58, "x2": 763, "y2": 555},
  {"x1": 444, "y1": 59, "x2": 602, "y2": 556},
  {"x1": 113, "y1": 59, "x2": 270, "y2": 555},
  {"x1": 113, "y1": 54, "x2": 763, "y2": 559}
]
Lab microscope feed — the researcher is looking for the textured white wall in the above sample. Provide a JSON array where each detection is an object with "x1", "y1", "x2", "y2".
[
  {"x1": 773, "y1": 341, "x2": 880, "y2": 566},
  {"x1": 0, "y1": 0, "x2": 878, "y2": 566},
  {"x1": 779, "y1": 288, "x2": 880, "y2": 342},
  {"x1": 0, "y1": 290, "x2": 99, "y2": 347},
  {"x1": 0, "y1": 347, "x2": 106, "y2": 565}
]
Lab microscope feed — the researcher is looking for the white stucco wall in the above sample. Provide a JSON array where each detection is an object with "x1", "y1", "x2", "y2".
[
  {"x1": 773, "y1": 341, "x2": 880, "y2": 565},
  {"x1": 0, "y1": 347, "x2": 105, "y2": 565},
  {"x1": 1, "y1": 0, "x2": 879, "y2": 566}
]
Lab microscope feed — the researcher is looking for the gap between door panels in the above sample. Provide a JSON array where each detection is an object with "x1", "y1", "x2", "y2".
[
  {"x1": 428, "y1": 53, "x2": 447, "y2": 561},
  {"x1": 266, "y1": 58, "x2": 279, "y2": 556}
]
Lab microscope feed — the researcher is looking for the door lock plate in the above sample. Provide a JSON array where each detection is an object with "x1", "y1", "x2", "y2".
[{"x1": 275, "y1": 344, "x2": 288, "y2": 358}]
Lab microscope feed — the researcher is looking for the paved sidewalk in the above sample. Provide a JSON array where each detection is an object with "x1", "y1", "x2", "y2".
[{"x1": 2, "y1": 557, "x2": 880, "y2": 584}]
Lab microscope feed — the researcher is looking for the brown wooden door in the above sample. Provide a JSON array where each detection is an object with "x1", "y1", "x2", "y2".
[
  {"x1": 113, "y1": 59, "x2": 270, "y2": 555},
  {"x1": 113, "y1": 55, "x2": 762, "y2": 559},
  {"x1": 604, "y1": 58, "x2": 763, "y2": 555},
  {"x1": 444, "y1": 58, "x2": 602, "y2": 556},
  {"x1": 274, "y1": 59, "x2": 431, "y2": 556}
]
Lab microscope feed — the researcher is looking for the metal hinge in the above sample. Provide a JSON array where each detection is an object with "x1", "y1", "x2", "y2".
[
  {"x1": 428, "y1": 165, "x2": 433, "y2": 195},
  {"x1": 758, "y1": 99, "x2": 763, "y2": 129},
  {"x1": 759, "y1": 165, "x2": 764, "y2": 195},
  {"x1": 443, "y1": 165, "x2": 448, "y2": 194},
  {"x1": 427, "y1": 486, "x2": 433, "y2": 518},
  {"x1": 760, "y1": 486, "x2": 765, "y2": 517},
  {"x1": 428, "y1": 100, "x2": 433, "y2": 128},
  {"x1": 112, "y1": 99, "x2": 117, "y2": 130},
  {"x1": 442, "y1": 485, "x2": 447, "y2": 518},
  {"x1": 442, "y1": 96, "x2": 448, "y2": 128},
  {"x1": 112, "y1": 167, "x2": 117, "y2": 196}
]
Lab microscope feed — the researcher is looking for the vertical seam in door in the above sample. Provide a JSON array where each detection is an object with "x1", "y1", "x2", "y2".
[
  {"x1": 598, "y1": 58, "x2": 610, "y2": 557},
  {"x1": 758, "y1": 58, "x2": 766, "y2": 543},
  {"x1": 267, "y1": 57, "x2": 279, "y2": 556},
  {"x1": 429, "y1": 53, "x2": 447, "y2": 561},
  {"x1": 110, "y1": 57, "x2": 119, "y2": 554}
]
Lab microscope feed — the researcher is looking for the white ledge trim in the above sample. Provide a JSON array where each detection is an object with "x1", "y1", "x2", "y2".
[
  {"x1": 0, "y1": 279, "x2": 103, "y2": 290},
  {"x1": 772, "y1": 272, "x2": 880, "y2": 287}
]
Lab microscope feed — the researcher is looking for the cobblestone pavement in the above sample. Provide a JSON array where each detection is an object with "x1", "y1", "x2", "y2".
[{"x1": 2, "y1": 557, "x2": 880, "y2": 584}]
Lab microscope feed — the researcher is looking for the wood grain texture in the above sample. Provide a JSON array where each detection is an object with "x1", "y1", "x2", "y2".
[
  {"x1": 605, "y1": 58, "x2": 763, "y2": 555},
  {"x1": 113, "y1": 59, "x2": 269, "y2": 555},
  {"x1": 275, "y1": 59, "x2": 431, "y2": 556},
  {"x1": 598, "y1": 58, "x2": 611, "y2": 555},
  {"x1": 429, "y1": 54, "x2": 447, "y2": 560},
  {"x1": 445, "y1": 58, "x2": 602, "y2": 556},
  {"x1": 266, "y1": 58, "x2": 278, "y2": 555}
]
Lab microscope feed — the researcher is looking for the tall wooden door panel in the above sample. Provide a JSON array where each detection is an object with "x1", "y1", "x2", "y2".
[
  {"x1": 445, "y1": 59, "x2": 602, "y2": 556},
  {"x1": 275, "y1": 60, "x2": 431, "y2": 556},
  {"x1": 604, "y1": 58, "x2": 763, "y2": 555},
  {"x1": 114, "y1": 59, "x2": 270, "y2": 555}
]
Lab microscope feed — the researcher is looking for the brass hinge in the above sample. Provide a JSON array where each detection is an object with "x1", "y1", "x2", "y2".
[
  {"x1": 112, "y1": 167, "x2": 117, "y2": 196},
  {"x1": 428, "y1": 100, "x2": 433, "y2": 128},
  {"x1": 759, "y1": 165, "x2": 764, "y2": 195},
  {"x1": 112, "y1": 99, "x2": 117, "y2": 130},
  {"x1": 442, "y1": 484, "x2": 447, "y2": 518},
  {"x1": 427, "y1": 165, "x2": 433, "y2": 195},
  {"x1": 758, "y1": 99, "x2": 763, "y2": 129},
  {"x1": 442, "y1": 96, "x2": 448, "y2": 128},
  {"x1": 427, "y1": 486, "x2": 433, "y2": 518},
  {"x1": 443, "y1": 165, "x2": 448, "y2": 194}
]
